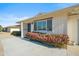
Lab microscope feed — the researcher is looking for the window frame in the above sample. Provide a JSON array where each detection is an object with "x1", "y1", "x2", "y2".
[
  {"x1": 36, "y1": 20, "x2": 47, "y2": 31},
  {"x1": 34, "y1": 17, "x2": 53, "y2": 31}
]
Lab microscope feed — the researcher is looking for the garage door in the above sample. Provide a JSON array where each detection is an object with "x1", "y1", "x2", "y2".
[{"x1": 10, "y1": 28, "x2": 20, "y2": 33}]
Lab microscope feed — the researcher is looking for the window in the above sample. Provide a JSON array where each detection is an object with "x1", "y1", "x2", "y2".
[
  {"x1": 42, "y1": 21, "x2": 47, "y2": 30},
  {"x1": 47, "y1": 19, "x2": 52, "y2": 31},
  {"x1": 34, "y1": 18, "x2": 52, "y2": 31},
  {"x1": 37, "y1": 21, "x2": 42, "y2": 30},
  {"x1": 27, "y1": 23, "x2": 31, "y2": 32},
  {"x1": 34, "y1": 20, "x2": 47, "y2": 31},
  {"x1": 34, "y1": 22, "x2": 37, "y2": 31},
  {"x1": 37, "y1": 20, "x2": 47, "y2": 30}
]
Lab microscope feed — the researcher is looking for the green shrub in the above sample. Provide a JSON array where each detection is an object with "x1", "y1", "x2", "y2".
[
  {"x1": 0, "y1": 25, "x2": 3, "y2": 32},
  {"x1": 11, "y1": 31, "x2": 21, "y2": 36}
]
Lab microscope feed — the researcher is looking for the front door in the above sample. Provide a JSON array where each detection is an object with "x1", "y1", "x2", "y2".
[{"x1": 27, "y1": 23, "x2": 31, "y2": 32}]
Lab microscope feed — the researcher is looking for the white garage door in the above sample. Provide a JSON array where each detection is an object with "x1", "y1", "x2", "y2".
[{"x1": 10, "y1": 28, "x2": 20, "y2": 33}]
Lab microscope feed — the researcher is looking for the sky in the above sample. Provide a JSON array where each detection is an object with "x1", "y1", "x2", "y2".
[{"x1": 0, "y1": 3, "x2": 77, "y2": 27}]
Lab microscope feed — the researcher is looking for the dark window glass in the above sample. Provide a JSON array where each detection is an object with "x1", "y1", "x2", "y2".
[
  {"x1": 37, "y1": 20, "x2": 47, "y2": 30},
  {"x1": 27, "y1": 23, "x2": 31, "y2": 32},
  {"x1": 34, "y1": 20, "x2": 47, "y2": 31},
  {"x1": 37, "y1": 21, "x2": 42, "y2": 30},
  {"x1": 34, "y1": 22, "x2": 37, "y2": 31},
  {"x1": 42, "y1": 21, "x2": 47, "y2": 30},
  {"x1": 47, "y1": 19, "x2": 52, "y2": 31}
]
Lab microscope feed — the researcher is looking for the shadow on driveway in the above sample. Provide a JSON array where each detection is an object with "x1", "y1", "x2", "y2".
[{"x1": 22, "y1": 38, "x2": 58, "y2": 48}]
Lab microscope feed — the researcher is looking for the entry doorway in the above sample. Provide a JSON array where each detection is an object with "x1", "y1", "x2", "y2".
[{"x1": 27, "y1": 23, "x2": 31, "y2": 32}]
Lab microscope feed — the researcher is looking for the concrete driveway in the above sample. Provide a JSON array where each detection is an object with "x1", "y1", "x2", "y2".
[
  {"x1": 0, "y1": 41, "x2": 4, "y2": 56},
  {"x1": 0, "y1": 32, "x2": 79, "y2": 56}
]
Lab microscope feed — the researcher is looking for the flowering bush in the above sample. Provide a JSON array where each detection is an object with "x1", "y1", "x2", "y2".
[{"x1": 26, "y1": 32, "x2": 69, "y2": 48}]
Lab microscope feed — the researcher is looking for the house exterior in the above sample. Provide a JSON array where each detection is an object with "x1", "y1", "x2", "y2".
[
  {"x1": 3, "y1": 25, "x2": 21, "y2": 33},
  {"x1": 17, "y1": 5, "x2": 79, "y2": 45}
]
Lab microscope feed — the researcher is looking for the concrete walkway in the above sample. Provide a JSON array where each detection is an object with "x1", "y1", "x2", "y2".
[
  {"x1": 0, "y1": 41, "x2": 4, "y2": 56},
  {"x1": 0, "y1": 32, "x2": 79, "y2": 56},
  {"x1": 0, "y1": 32, "x2": 67, "y2": 56},
  {"x1": 67, "y1": 45, "x2": 79, "y2": 56}
]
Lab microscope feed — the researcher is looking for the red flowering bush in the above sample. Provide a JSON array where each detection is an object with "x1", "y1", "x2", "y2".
[{"x1": 26, "y1": 32, "x2": 69, "y2": 48}]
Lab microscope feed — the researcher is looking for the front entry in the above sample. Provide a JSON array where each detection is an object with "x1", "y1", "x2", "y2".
[{"x1": 27, "y1": 23, "x2": 31, "y2": 32}]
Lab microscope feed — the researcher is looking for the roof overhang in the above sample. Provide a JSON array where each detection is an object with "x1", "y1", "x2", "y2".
[{"x1": 17, "y1": 4, "x2": 79, "y2": 24}]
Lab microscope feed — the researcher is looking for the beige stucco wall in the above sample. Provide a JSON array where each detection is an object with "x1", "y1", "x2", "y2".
[
  {"x1": 67, "y1": 15, "x2": 79, "y2": 44},
  {"x1": 23, "y1": 23, "x2": 28, "y2": 37},
  {"x1": 52, "y1": 16, "x2": 67, "y2": 34},
  {"x1": 31, "y1": 23, "x2": 34, "y2": 32},
  {"x1": 21, "y1": 22, "x2": 23, "y2": 38}
]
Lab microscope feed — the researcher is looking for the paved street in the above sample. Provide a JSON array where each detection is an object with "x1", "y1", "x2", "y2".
[{"x1": 0, "y1": 32, "x2": 79, "y2": 56}]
